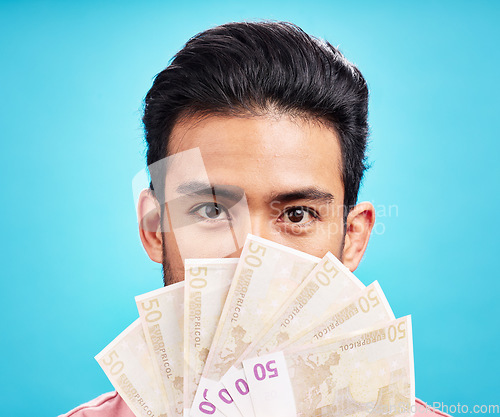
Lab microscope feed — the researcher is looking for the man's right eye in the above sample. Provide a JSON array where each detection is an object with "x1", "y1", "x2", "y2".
[{"x1": 190, "y1": 203, "x2": 230, "y2": 221}]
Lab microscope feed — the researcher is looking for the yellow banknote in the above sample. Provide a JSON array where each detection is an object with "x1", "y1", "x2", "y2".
[
  {"x1": 195, "y1": 234, "x2": 319, "y2": 417},
  {"x1": 184, "y1": 258, "x2": 238, "y2": 417},
  {"x1": 95, "y1": 319, "x2": 169, "y2": 417},
  {"x1": 285, "y1": 280, "x2": 395, "y2": 349},
  {"x1": 239, "y1": 252, "x2": 366, "y2": 361},
  {"x1": 136, "y1": 282, "x2": 185, "y2": 417}
]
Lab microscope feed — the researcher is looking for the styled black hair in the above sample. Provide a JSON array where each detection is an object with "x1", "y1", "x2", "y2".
[{"x1": 143, "y1": 21, "x2": 369, "y2": 219}]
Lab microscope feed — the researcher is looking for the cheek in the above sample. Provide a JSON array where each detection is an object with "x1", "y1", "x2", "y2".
[
  {"x1": 315, "y1": 204, "x2": 347, "y2": 256},
  {"x1": 162, "y1": 231, "x2": 182, "y2": 264},
  {"x1": 305, "y1": 228, "x2": 345, "y2": 258},
  {"x1": 312, "y1": 204, "x2": 346, "y2": 253},
  {"x1": 275, "y1": 221, "x2": 345, "y2": 260},
  {"x1": 317, "y1": 223, "x2": 346, "y2": 259}
]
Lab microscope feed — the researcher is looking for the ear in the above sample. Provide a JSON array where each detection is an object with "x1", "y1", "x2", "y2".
[
  {"x1": 137, "y1": 189, "x2": 163, "y2": 263},
  {"x1": 341, "y1": 201, "x2": 375, "y2": 272}
]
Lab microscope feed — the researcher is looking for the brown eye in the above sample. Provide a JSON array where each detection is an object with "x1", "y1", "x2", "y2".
[{"x1": 284, "y1": 207, "x2": 313, "y2": 224}]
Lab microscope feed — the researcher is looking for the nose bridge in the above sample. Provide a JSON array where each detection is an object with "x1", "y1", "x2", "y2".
[
  {"x1": 226, "y1": 210, "x2": 271, "y2": 258},
  {"x1": 226, "y1": 200, "x2": 278, "y2": 259},
  {"x1": 249, "y1": 210, "x2": 274, "y2": 241}
]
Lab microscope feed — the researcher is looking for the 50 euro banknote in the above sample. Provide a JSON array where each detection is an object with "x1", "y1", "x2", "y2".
[
  {"x1": 183, "y1": 258, "x2": 238, "y2": 417},
  {"x1": 282, "y1": 280, "x2": 395, "y2": 350},
  {"x1": 236, "y1": 252, "x2": 366, "y2": 361},
  {"x1": 243, "y1": 316, "x2": 415, "y2": 417},
  {"x1": 136, "y1": 282, "x2": 185, "y2": 417},
  {"x1": 95, "y1": 319, "x2": 169, "y2": 417},
  {"x1": 192, "y1": 235, "x2": 319, "y2": 417}
]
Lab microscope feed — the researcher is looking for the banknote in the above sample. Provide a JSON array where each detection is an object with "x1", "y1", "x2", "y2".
[
  {"x1": 184, "y1": 258, "x2": 238, "y2": 417},
  {"x1": 95, "y1": 319, "x2": 169, "y2": 417},
  {"x1": 243, "y1": 316, "x2": 415, "y2": 417},
  {"x1": 238, "y1": 251, "x2": 366, "y2": 361},
  {"x1": 136, "y1": 282, "x2": 185, "y2": 417},
  {"x1": 284, "y1": 280, "x2": 395, "y2": 350},
  {"x1": 220, "y1": 252, "x2": 366, "y2": 416},
  {"x1": 195, "y1": 234, "x2": 319, "y2": 417}
]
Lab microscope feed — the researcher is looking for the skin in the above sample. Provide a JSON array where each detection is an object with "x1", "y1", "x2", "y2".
[{"x1": 138, "y1": 113, "x2": 375, "y2": 285}]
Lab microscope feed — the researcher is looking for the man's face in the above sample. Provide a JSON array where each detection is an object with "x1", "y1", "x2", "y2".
[{"x1": 139, "y1": 113, "x2": 375, "y2": 284}]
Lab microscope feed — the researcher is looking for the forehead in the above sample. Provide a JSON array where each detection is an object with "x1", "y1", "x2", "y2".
[{"x1": 167, "y1": 114, "x2": 344, "y2": 200}]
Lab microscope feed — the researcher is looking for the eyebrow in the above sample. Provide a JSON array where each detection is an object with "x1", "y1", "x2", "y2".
[
  {"x1": 267, "y1": 188, "x2": 335, "y2": 205},
  {"x1": 176, "y1": 181, "x2": 245, "y2": 201},
  {"x1": 176, "y1": 181, "x2": 335, "y2": 205}
]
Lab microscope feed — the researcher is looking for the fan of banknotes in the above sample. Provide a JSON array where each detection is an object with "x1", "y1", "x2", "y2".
[{"x1": 95, "y1": 234, "x2": 415, "y2": 417}]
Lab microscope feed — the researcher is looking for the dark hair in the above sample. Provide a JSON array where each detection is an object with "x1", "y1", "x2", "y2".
[{"x1": 143, "y1": 21, "x2": 369, "y2": 219}]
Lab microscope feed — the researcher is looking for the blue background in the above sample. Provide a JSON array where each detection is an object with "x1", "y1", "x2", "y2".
[{"x1": 1, "y1": 1, "x2": 499, "y2": 416}]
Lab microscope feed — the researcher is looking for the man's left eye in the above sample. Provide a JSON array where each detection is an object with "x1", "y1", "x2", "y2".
[
  {"x1": 282, "y1": 207, "x2": 316, "y2": 224},
  {"x1": 192, "y1": 203, "x2": 229, "y2": 221}
]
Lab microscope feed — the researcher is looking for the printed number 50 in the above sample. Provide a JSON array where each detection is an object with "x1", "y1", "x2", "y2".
[
  {"x1": 253, "y1": 360, "x2": 279, "y2": 381},
  {"x1": 101, "y1": 350, "x2": 124, "y2": 376}
]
